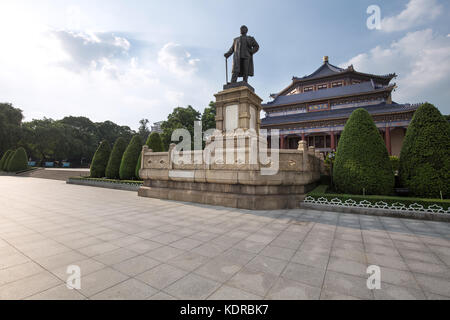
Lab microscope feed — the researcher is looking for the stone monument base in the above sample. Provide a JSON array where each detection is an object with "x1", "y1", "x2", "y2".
[
  {"x1": 138, "y1": 85, "x2": 323, "y2": 211},
  {"x1": 138, "y1": 179, "x2": 317, "y2": 210}
]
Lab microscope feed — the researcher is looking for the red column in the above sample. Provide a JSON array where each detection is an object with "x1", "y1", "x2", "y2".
[
  {"x1": 385, "y1": 127, "x2": 392, "y2": 155},
  {"x1": 301, "y1": 133, "x2": 306, "y2": 141},
  {"x1": 280, "y1": 135, "x2": 285, "y2": 149},
  {"x1": 330, "y1": 132, "x2": 336, "y2": 150}
]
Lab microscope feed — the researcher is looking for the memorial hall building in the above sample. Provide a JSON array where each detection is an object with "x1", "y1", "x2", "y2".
[{"x1": 261, "y1": 57, "x2": 419, "y2": 156}]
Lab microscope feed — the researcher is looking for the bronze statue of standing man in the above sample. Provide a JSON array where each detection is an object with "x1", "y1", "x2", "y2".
[{"x1": 224, "y1": 25, "x2": 259, "y2": 83}]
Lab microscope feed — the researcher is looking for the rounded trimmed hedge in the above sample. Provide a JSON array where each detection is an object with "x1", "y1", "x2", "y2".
[
  {"x1": 333, "y1": 108, "x2": 394, "y2": 195},
  {"x1": 135, "y1": 132, "x2": 164, "y2": 179},
  {"x1": 399, "y1": 103, "x2": 450, "y2": 198},
  {"x1": 90, "y1": 140, "x2": 111, "y2": 178},
  {"x1": 0, "y1": 149, "x2": 13, "y2": 171},
  {"x1": 105, "y1": 137, "x2": 128, "y2": 179},
  {"x1": 6, "y1": 147, "x2": 28, "y2": 172},
  {"x1": 120, "y1": 135, "x2": 142, "y2": 180}
]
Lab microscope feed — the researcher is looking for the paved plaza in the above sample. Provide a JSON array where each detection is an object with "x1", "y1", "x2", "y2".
[{"x1": 0, "y1": 177, "x2": 449, "y2": 300}]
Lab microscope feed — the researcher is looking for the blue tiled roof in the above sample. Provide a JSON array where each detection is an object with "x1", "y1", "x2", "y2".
[
  {"x1": 264, "y1": 82, "x2": 391, "y2": 108},
  {"x1": 261, "y1": 103, "x2": 418, "y2": 126}
]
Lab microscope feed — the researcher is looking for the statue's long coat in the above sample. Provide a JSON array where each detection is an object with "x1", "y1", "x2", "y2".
[{"x1": 226, "y1": 36, "x2": 259, "y2": 77}]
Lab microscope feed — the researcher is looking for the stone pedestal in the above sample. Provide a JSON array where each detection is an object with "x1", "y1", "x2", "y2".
[{"x1": 214, "y1": 85, "x2": 262, "y2": 133}]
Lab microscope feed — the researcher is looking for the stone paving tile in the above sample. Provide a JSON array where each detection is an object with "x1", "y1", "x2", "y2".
[
  {"x1": 322, "y1": 271, "x2": 374, "y2": 300},
  {"x1": 91, "y1": 279, "x2": 158, "y2": 300},
  {"x1": 144, "y1": 245, "x2": 185, "y2": 262},
  {"x1": 366, "y1": 253, "x2": 409, "y2": 271},
  {"x1": 78, "y1": 267, "x2": 129, "y2": 297},
  {"x1": 191, "y1": 242, "x2": 228, "y2": 258},
  {"x1": 136, "y1": 263, "x2": 188, "y2": 290},
  {"x1": 92, "y1": 248, "x2": 138, "y2": 266},
  {"x1": 0, "y1": 252, "x2": 31, "y2": 270},
  {"x1": 1, "y1": 177, "x2": 450, "y2": 300},
  {"x1": 167, "y1": 251, "x2": 209, "y2": 272},
  {"x1": 50, "y1": 258, "x2": 106, "y2": 281},
  {"x1": 266, "y1": 277, "x2": 321, "y2": 300},
  {"x1": 164, "y1": 273, "x2": 221, "y2": 300},
  {"x1": 330, "y1": 247, "x2": 367, "y2": 263},
  {"x1": 405, "y1": 260, "x2": 450, "y2": 279},
  {"x1": 77, "y1": 242, "x2": 120, "y2": 258},
  {"x1": 34, "y1": 251, "x2": 88, "y2": 270},
  {"x1": 0, "y1": 262, "x2": 45, "y2": 287},
  {"x1": 233, "y1": 239, "x2": 266, "y2": 254},
  {"x1": 327, "y1": 257, "x2": 368, "y2": 278},
  {"x1": 207, "y1": 285, "x2": 262, "y2": 300},
  {"x1": 291, "y1": 250, "x2": 329, "y2": 270},
  {"x1": 170, "y1": 238, "x2": 203, "y2": 250},
  {"x1": 320, "y1": 290, "x2": 361, "y2": 300},
  {"x1": 377, "y1": 267, "x2": 421, "y2": 291},
  {"x1": 227, "y1": 267, "x2": 278, "y2": 297},
  {"x1": 126, "y1": 239, "x2": 163, "y2": 254},
  {"x1": 64, "y1": 236, "x2": 104, "y2": 250},
  {"x1": 0, "y1": 271, "x2": 62, "y2": 299},
  {"x1": 281, "y1": 262, "x2": 326, "y2": 288},
  {"x1": 374, "y1": 283, "x2": 427, "y2": 300},
  {"x1": 194, "y1": 257, "x2": 243, "y2": 283},
  {"x1": 413, "y1": 273, "x2": 450, "y2": 297},
  {"x1": 148, "y1": 291, "x2": 178, "y2": 300},
  {"x1": 259, "y1": 245, "x2": 295, "y2": 261},
  {"x1": 246, "y1": 255, "x2": 288, "y2": 276},
  {"x1": 26, "y1": 284, "x2": 86, "y2": 300},
  {"x1": 112, "y1": 256, "x2": 161, "y2": 277}
]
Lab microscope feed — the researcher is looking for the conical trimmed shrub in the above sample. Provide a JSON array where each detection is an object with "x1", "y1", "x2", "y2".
[
  {"x1": 399, "y1": 103, "x2": 450, "y2": 198},
  {"x1": 333, "y1": 108, "x2": 394, "y2": 195},
  {"x1": 3, "y1": 149, "x2": 16, "y2": 172},
  {"x1": 105, "y1": 137, "x2": 128, "y2": 179},
  {"x1": 135, "y1": 132, "x2": 164, "y2": 179},
  {"x1": 120, "y1": 135, "x2": 142, "y2": 180},
  {"x1": 6, "y1": 147, "x2": 28, "y2": 172},
  {"x1": 90, "y1": 140, "x2": 111, "y2": 178},
  {"x1": 0, "y1": 149, "x2": 13, "y2": 171}
]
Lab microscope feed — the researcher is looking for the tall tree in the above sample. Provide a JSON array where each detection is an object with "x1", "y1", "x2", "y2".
[
  {"x1": 161, "y1": 106, "x2": 201, "y2": 149},
  {"x1": 138, "y1": 119, "x2": 151, "y2": 143},
  {"x1": 202, "y1": 101, "x2": 216, "y2": 132},
  {"x1": 0, "y1": 103, "x2": 23, "y2": 155}
]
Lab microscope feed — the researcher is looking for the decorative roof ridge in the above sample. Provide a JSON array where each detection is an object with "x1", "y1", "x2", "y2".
[{"x1": 292, "y1": 61, "x2": 344, "y2": 81}]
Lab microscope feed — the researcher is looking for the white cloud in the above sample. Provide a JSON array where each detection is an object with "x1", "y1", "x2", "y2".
[
  {"x1": 381, "y1": 0, "x2": 442, "y2": 32},
  {"x1": 158, "y1": 42, "x2": 200, "y2": 77},
  {"x1": 0, "y1": 4, "x2": 212, "y2": 129},
  {"x1": 341, "y1": 29, "x2": 450, "y2": 112},
  {"x1": 51, "y1": 30, "x2": 131, "y2": 74}
]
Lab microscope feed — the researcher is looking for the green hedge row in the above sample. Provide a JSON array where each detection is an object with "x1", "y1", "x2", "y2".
[
  {"x1": 70, "y1": 177, "x2": 143, "y2": 185},
  {"x1": 307, "y1": 185, "x2": 450, "y2": 210}
]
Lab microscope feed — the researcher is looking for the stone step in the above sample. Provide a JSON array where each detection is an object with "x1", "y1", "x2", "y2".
[{"x1": 17, "y1": 168, "x2": 89, "y2": 181}]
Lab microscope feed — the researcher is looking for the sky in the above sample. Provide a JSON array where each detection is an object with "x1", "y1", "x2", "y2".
[{"x1": 0, "y1": 0, "x2": 449, "y2": 130}]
